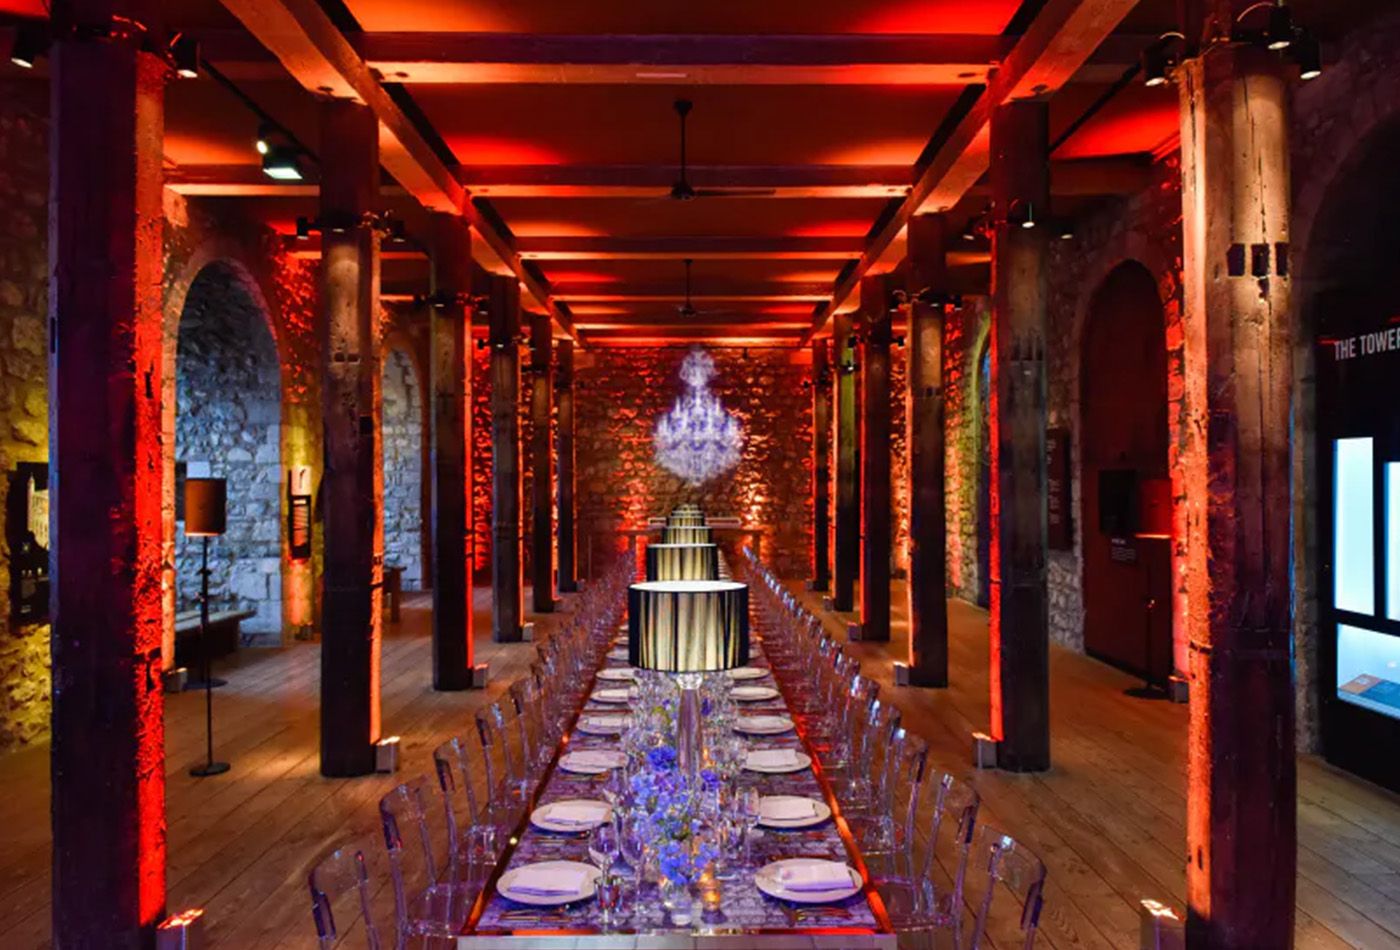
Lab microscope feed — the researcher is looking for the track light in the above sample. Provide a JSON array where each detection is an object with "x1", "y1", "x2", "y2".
[
  {"x1": 294, "y1": 216, "x2": 313, "y2": 240},
  {"x1": 1293, "y1": 32, "x2": 1321, "y2": 79},
  {"x1": 1058, "y1": 223, "x2": 1074, "y2": 241},
  {"x1": 1142, "y1": 44, "x2": 1170, "y2": 87},
  {"x1": 255, "y1": 122, "x2": 274, "y2": 156},
  {"x1": 1266, "y1": 2, "x2": 1293, "y2": 50},
  {"x1": 1010, "y1": 200, "x2": 1036, "y2": 230},
  {"x1": 261, "y1": 145, "x2": 304, "y2": 181},
  {"x1": 9, "y1": 24, "x2": 46, "y2": 69},
  {"x1": 170, "y1": 33, "x2": 199, "y2": 78}
]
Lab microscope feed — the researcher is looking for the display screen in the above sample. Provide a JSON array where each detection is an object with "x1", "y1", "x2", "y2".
[{"x1": 1337, "y1": 624, "x2": 1400, "y2": 720}]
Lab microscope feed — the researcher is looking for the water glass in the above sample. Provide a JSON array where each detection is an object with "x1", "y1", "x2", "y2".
[
  {"x1": 589, "y1": 822, "x2": 620, "y2": 875},
  {"x1": 596, "y1": 874, "x2": 623, "y2": 930},
  {"x1": 737, "y1": 786, "x2": 761, "y2": 868}
]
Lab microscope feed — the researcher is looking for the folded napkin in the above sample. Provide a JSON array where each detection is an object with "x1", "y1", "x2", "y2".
[
  {"x1": 762, "y1": 797, "x2": 820, "y2": 821},
  {"x1": 740, "y1": 715, "x2": 793, "y2": 731},
  {"x1": 507, "y1": 864, "x2": 591, "y2": 897},
  {"x1": 567, "y1": 751, "x2": 625, "y2": 770},
  {"x1": 748, "y1": 748, "x2": 801, "y2": 769},
  {"x1": 776, "y1": 861, "x2": 854, "y2": 893},
  {"x1": 593, "y1": 688, "x2": 632, "y2": 702},
  {"x1": 546, "y1": 801, "x2": 610, "y2": 826}
]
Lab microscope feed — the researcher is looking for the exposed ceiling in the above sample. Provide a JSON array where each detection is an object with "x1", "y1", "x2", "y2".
[{"x1": 0, "y1": 0, "x2": 1361, "y2": 345}]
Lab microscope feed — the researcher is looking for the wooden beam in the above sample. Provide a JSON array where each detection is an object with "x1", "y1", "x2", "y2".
[
  {"x1": 811, "y1": 341, "x2": 833, "y2": 592},
  {"x1": 460, "y1": 164, "x2": 912, "y2": 200},
  {"x1": 857, "y1": 273, "x2": 896, "y2": 642},
  {"x1": 831, "y1": 312, "x2": 860, "y2": 613},
  {"x1": 215, "y1": 0, "x2": 574, "y2": 340},
  {"x1": 518, "y1": 236, "x2": 863, "y2": 261},
  {"x1": 555, "y1": 292, "x2": 828, "y2": 304},
  {"x1": 357, "y1": 32, "x2": 1002, "y2": 85},
  {"x1": 487, "y1": 273, "x2": 525, "y2": 642},
  {"x1": 805, "y1": 0, "x2": 1141, "y2": 340}
]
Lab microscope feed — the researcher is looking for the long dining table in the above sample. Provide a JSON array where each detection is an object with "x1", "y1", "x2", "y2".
[{"x1": 457, "y1": 594, "x2": 896, "y2": 948}]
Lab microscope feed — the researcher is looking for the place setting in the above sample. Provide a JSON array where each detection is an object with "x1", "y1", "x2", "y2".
[
  {"x1": 734, "y1": 714, "x2": 796, "y2": 736},
  {"x1": 576, "y1": 713, "x2": 631, "y2": 736},
  {"x1": 595, "y1": 666, "x2": 636, "y2": 682},
  {"x1": 744, "y1": 747, "x2": 812, "y2": 774},
  {"x1": 530, "y1": 798, "x2": 614, "y2": 834},
  {"x1": 731, "y1": 684, "x2": 781, "y2": 703},
  {"x1": 588, "y1": 686, "x2": 636, "y2": 705},
  {"x1": 558, "y1": 749, "x2": 628, "y2": 775},
  {"x1": 755, "y1": 795, "x2": 832, "y2": 831}
]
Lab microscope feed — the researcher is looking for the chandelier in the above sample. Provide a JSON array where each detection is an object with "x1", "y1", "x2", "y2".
[{"x1": 653, "y1": 348, "x2": 743, "y2": 486}]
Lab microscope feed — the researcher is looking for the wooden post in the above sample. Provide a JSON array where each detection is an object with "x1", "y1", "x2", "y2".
[
  {"x1": 857, "y1": 274, "x2": 895, "y2": 641},
  {"x1": 988, "y1": 100, "x2": 1051, "y2": 772},
  {"x1": 810, "y1": 341, "x2": 832, "y2": 591},
  {"x1": 427, "y1": 214, "x2": 480, "y2": 690},
  {"x1": 529, "y1": 313, "x2": 555, "y2": 613},
  {"x1": 832, "y1": 312, "x2": 861, "y2": 612},
  {"x1": 905, "y1": 214, "x2": 950, "y2": 686},
  {"x1": 489, "y1": 276, "x2": 525, "y2": 642},
  {"x1": 557, "y1": 340, "x2": 578, "y2": 592},
  {"x1": 318, "y1": 99, "x2": 383, "y2": 777},
  {"x1": 1178, "y1": 26, "x2": 1296, "y2": 945},
  {"x1": 49, "y1": 13, "x2": 167, "y2": 942}
]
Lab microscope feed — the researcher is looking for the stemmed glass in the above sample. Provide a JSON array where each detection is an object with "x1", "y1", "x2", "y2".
[
  {"x1": 736, "y1": 786, "x2": 762, "y2": 869},
  {"x1": 618, "y1": 810, "x2": 649, "y2": 897},
  {"x1": 589, "y1": 821, "x2": 620, "y2": 877},
  {"x1": 595, "y1": 874, "x2": 623, "y2": 931},
  {"x1": 715, "y1": 814, "x2": 746, "y2": 881}
]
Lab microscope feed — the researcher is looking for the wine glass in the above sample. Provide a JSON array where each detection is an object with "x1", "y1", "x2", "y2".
[
  {"x1": 595, "y1": 873, "x2": 623, "y2": 930},
  {"x1": 737, "y1": 787, "x2": 762, "y2": 868},
  {"x1": 715, "y1": 814, "x2": 745, "y2": 881},
  {"x1": 618, "y1": 811, "x2": 647, "y2": 892},
  {"x1": 589, "y1": 822, "x2": 620, "y2": 876}
]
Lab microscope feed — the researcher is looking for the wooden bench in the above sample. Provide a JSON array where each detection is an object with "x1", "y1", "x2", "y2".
[{"x1": 174, "y1": 607, "x2": 257, "y2": 667}]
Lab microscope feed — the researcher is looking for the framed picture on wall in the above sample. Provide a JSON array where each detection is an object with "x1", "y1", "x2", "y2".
[{"x1": 8, "y1": 461, "x2": 49, "y2": 624}]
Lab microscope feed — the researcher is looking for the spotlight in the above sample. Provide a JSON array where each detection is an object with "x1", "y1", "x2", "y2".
[
  {"x1": 170, "y1": 33, "x2": 200, "y2": 79},
  {"x1": 255, "y1": 122, "x2": 274, "y2": 156},
  {"x1": 261, "y1": 145, "x2": 304, "y2": 181},
  {"x1": 1266, "y1": 2, "x2": 1293, "y2": 50},
  {"x1": 1058, "y1": 223, "x2": 1074, "y2": 241},
  {"x1": 9, "y1": 25, "x2": 47, "y2": 69},
  {"x1": 1293, "y1": 32, "x2": 1321, "y2": 80},
  {"x1": 1142, "y1": 43, "x2": 1170, "y2": 87},
  {"x1": 294, "y1": 216, "x2": 313, "y2": 240},
  {"x1": 1016, "y1": 201, "x2": 1037, "y2": 230}
]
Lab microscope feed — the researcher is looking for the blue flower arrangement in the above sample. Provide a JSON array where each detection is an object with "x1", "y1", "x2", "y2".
[{"x1": 630, "y1": 745, "x2": 721, "y2": 885}]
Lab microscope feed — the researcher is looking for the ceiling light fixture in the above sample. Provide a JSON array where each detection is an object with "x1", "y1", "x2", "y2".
[
  {"x1": 262, "y1": 145, "x2": 305, "y2": 181},
  {"x1": 255, "y1": 122, "x2": 274, "y2": 156},
  {"x1": 9, "y1": 25, "x2": 47, "y2": 69},
  {"x1": 170, "y1": 33, "x2": 199, "y2": 79},
  {"x1": 1266, "y1": 2, "x2": 1294, "y2": 50},
  {"x1": 1140, "y1": 32, "x2": 1185, "y2": 87},
  {"x1": 1293, "y1": 32, "x2": 1322, "y2": 79}
]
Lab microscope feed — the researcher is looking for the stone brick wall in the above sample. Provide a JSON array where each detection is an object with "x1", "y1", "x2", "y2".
[
  {"x1": 0, "y1": 79, "x2": 50, "y2": 748},
  {"x1": 382, "y1": 347, "x2": 425, "y2": 589},
  {"x1": 575, "y1": 346, "x2": 812, "y2": 576},
  {"x1": 943, "y1": 297, "x2": 992, "y2": 604},
  {"x1": 174, "y1": 262, "x2": 283, "y2": 636}
]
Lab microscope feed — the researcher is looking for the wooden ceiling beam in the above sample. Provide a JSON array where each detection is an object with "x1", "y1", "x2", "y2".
[
  {"x1": 461, "y1": 164, "x2": 912, "y2": 200},
  {"x1": 517, "y1": 236, "x2": 863, "y2": 261},
  {"x1": 214, "y1": 0, "x2": 575, "y2": 341},
  {"x1": 805, "y1": 0, "x2": 1142, "y2": 341}
]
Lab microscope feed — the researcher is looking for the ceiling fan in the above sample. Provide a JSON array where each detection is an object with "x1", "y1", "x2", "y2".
[
  {"x1": 666, "y1": 99, "x2": 776, "y2": 201},
  {"x1": 674, "y1": 258, "x2": 750, "y2": 319}
]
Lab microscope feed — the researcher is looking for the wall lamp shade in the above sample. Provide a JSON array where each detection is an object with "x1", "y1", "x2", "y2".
[
  {"x1": 662, "y1": 525, "x2": 712, "y2": 545},
  {"x1": 184, "y1": 478, "x2": 227, "y2": 537},
  {"x1": 646, "y1": 543, "x2": 720, "y2": 582},
  {"x1": 628, "y1": 580, "x2": 749, "y2": 673},
  {"x1": 262, "y1": 145, "x2": 305, "y2": 181}
]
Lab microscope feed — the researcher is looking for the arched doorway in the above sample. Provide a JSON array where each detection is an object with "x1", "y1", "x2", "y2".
[
  {"x1": 1080, "y1": 261, "x2": 1172, "y2": 684},
  {"x1": 382, "y1": 347, "x2": 426, "y2": 592},
  {"x1": 1307, "y1": 115, "x2": 1400, "y2": 792},
  {"x1": 175, "y1": 261, "x2": 282, "y2": 644}
]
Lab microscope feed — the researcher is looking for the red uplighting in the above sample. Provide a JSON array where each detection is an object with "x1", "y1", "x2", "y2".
[
  {"x1": 855, "y1": 0, "x2": 1018, "y2": 35},
  {"x1": 444, "y1": 136, "x2": 563, "y2": 165}
]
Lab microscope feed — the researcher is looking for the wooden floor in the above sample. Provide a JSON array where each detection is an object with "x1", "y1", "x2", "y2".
[
  {"x1": 795, "y1": 581, "x2": 1400, "y2": 950},
  {"x1": 3, "y1": 582, "x2": 1400, "y2": 947}
]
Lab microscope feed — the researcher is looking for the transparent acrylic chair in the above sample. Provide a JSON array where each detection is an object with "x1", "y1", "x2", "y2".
[
  {"x1": 432, "y1": 735, "x2": 502, "y2": 889},
  {"x1": 953, "y1": 823, "x2": 1047, "y2": 950},
  {"x1": 308, "y1": 841, "x2": 387, "y2": 950},
  {"x1": 849, "y1": 726, "x2": 928, "y2": 857},
  {"x1": 378, "y1": 777, "x2": 474, "y2": 946}
]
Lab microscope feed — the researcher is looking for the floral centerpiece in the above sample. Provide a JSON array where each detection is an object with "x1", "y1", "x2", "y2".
[{"x1": 630, "y1": 746, "x2": 721, "y2": 890}]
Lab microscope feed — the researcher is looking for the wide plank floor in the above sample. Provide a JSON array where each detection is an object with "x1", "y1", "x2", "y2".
[
  {"x1": 794, "y1": 580, "x2": 1400, "y2": 950},
  {"x1": 3, "y1": 580, "x2": 1400, "y2": 947}
]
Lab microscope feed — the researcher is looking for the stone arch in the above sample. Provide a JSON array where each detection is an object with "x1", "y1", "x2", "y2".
[
  {"x1": 381, "y1": 338, "x2": 430, "y2": 592},
  {"x1": 172, "y1": 259, "x2": 284, "y2": 642}
]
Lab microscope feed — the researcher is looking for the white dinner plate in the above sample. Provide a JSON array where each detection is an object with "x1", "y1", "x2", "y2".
[
  {"x1": 731, "y1": 685, "x2": 781, "y2": 703},
  {"x1": 497, "y1": 860, "x2": 601, "y2": 906},
  {"x1": 576, "y1": 714, "x2": 630, "y2": 736},
  {"x1": 757, "y1": 795, "x2": 831, "y2": 829},
  {"x1": 754, "y1": 859, "x2": 861, "y2": 904},
  {"x1": 589, "y1": 687, "x2": 634, "y2": 704},
  {"x1": 559, "y1": 750, "x2": 628, "y2": 774},
  {"x1": 734, "y1": 715, "x2": 796, "y2": 736},
  {"x1": 596, "y1": 667, "x2": 636, "y2": 682},
  {"x1": 726, "y1": 667, "x2": 769, "y2": 681},
  {"x1": 744, "y1": 749, "x2": 813, "y2": 774},
  {"x1": 530, "y1": 799, "x2": 613, "y2": 833},
  {"x1": 607, "y1": 648, "x2": 629, "y2": 661}
]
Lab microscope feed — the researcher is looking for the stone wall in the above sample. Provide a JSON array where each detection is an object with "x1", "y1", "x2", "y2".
[
  {"x1": 0, "y1": 79, "x2": 49, "y2": 748},
  {"x1": 943, "y1": 297, "x2": 993, "y2": 604},
  {"x1": 575, "y1": 346, "x2": 812, "y2": 576},
  {"x1": 174, "y1": 262, "x2": 283, "y2": 636},
  {"x1": 382, "y1": 347, "x2": 425, "y2": 590}
]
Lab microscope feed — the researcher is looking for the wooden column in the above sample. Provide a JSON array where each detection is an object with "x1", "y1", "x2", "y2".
[
  {"x1": 319, "y1": 99, "x2": 383, "y2": 776},
  {"x1": 556, "y1": 340, "x2": 578, "y2": 592},
  {"x1": 49, "y1": 13, "x2": 167, "y2": 943},
  {"x1": 427, "y1": 214, "x2": 481, "y2": 690},
  {"x1": 857, "y1": 274, "x2": 895, "y2": 641},
  {"x1": 529, "y1": 313, "x2": 555, "y2": 613},
  {"x1": 904, "y1": 214, "x2": 950, "y2": 686},
  {"x1": 988, "y1": 100, "x2": 1051, "y2": 772},
  {"x1": 831, "y1": 313, "x2": 861, "y2": 612},
  {"x1": 810, "y1": 341, "x2": 832, "y2": 591},
  {"x1": 1178, "y1": 25, "x2": 1295, "y2": 945},
  {"x1": 488, "y1": 276, "x2": 525, "y2": 642}
]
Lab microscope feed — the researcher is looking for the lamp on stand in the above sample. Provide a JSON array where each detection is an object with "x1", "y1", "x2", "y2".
[{"x1": 185, "y1": 477, "x2": 231, "y2": 778}]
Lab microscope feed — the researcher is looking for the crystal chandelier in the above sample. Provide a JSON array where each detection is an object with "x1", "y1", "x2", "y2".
[{"x1": 654, "y1": 348, "x2": 743, "y2": 486}]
